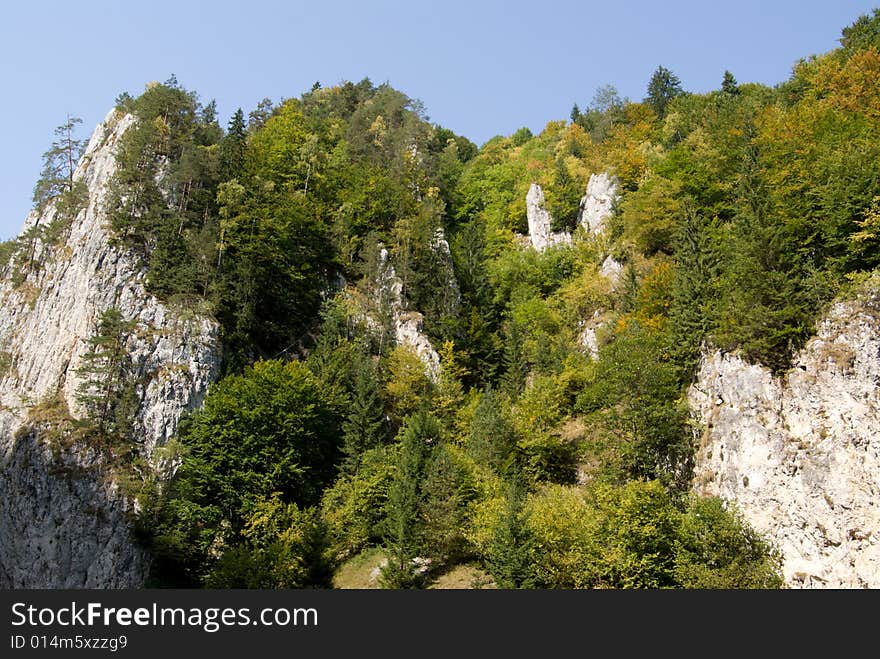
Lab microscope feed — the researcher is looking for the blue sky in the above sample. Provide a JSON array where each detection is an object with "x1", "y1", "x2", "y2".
[{"x1": 1, "y1": 0, "x2": 877, "y2": 240}]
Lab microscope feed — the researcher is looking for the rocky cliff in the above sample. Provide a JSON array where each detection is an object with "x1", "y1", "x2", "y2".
[
  {"x1": 524, "y1": 172, "x2": 620, "y2": 253},
  {"x1": 374, "y1": 244, "x2": 444, "y2": 381},
  {"x1": 689, "y1": 275, "x2": 880, "y2": 588},
  {"x1": 0, "y1": 109, "x2": 221, "y2": 587}
]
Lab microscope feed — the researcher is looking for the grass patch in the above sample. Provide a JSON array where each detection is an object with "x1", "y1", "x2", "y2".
[
  {"x1": 427, "y1": 563, "x2": 496, "y2": 589},
  {"x1": 332, "y1": 547, "x2": 388, "y2": 589}
]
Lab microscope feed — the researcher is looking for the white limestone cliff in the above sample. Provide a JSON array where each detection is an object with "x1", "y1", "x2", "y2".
[
  {"x1": 525, "y1": 183, "x2": 571, "y2": 252},
  {"x1": 0, "y1": 109, "x2": 221, "y2": 587},
  {"x1": 689, "y1": 275, "x2": 880, "y2": 588},
  {"x1": 577, "y1": 172, "x2": 618, "y2": 235},
  {"x1": 375, "y1": 247, "x2": 441, "y2": 381}
]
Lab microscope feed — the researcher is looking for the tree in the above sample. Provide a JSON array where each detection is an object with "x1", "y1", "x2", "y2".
[
  {"x1": 645, "y1": 65, "x2": 684, "y2": 118},
  {"x1": 220, "y1": 108, "x2": 247, "y2": 179},
  {"x1": 74, "y1": 307, "x2": 138, "y2": 440},
  {"x1": 420, "y1": 445, "x2": 473, "y2": 565},
  {"x1": 380, "y1": 411, "x2": 440, "y2": 588},
  {"x1": 577, "y1": 321, "x2": 691, "y2": 487},
  {"x1": 32, "y1": 115, "x2": 85, "y2": 211},
  {"x1": 485, "y1": 477, "x2": 536, "y2": 588},
  {"x1": 205, "y1": 495, "x2": 333, "y2": 588},
  {"x1": 148, "y1": 359, "x2": 341, "y2": 585},
  {"x1": 840, "y1": 8, "x2": 880, "y2": 55},
  {"x1": 27, "y1": 115, "x2": 88, "y2": 261},
  {"x1": 384, "y1": 345, "x2": 433, "y2": 425},
  {"x1": 467, "y1": 387, "x2": 515, "y2": 473},
  {"x1": 675, "y1": 496, "x2": 784, "y2": 588},
  {"x1": 721, "y1": 70, "x2": 740, "y2": 96},
  {"x1": 341, "y1": 354, "x2": 387, "y2": 473}
]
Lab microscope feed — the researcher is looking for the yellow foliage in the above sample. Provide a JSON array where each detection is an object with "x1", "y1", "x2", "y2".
[{"x1": 384, "y1": 344, "x2": 432, "y2": 421}]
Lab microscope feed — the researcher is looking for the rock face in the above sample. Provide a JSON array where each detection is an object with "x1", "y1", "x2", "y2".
[
  {"x1": 0, "y1": 109, "x2": 221, "y2": 587},
  {"x1": 689, "y1": 277, "x2": 880, "y2": 588},
  {"x1": 577, "y1": 172, "x2": 618, "y2": 235},
  {"x1": 375, "y1": 247, "x2": 441, "y2": 381},
  {"x1": 525, "y1": 173, "x2": 619, "y2": 252},
  {"x1": 525, "y1": 183, "x2": 571, "y2": 252}
]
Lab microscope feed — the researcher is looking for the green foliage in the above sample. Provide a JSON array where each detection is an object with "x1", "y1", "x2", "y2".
[
  {"x1": 675, "y1": 496, "x2": 784, "y2": 588},
  {"x1": 523, "y1": 481, "x2": 782, "y2": 589},
  {"x1": 645, "y1": 65, "x2": 684, "y2": 118},
  {"x1": 32, "y1": 115, "x2": 86, "y2": 213},
  {"x1": 147, "y1": 359, "x2": 340, "y2": 585},
  {"x1": 384, "y1": 345, "x2": 433, "y2": 425},
  {"x1": 205, "y1": 495, "x2": 333, "y2": 588},
  {"x1": 577, "y1": 321, "x2": 691, "y2": 487},
  {"x1": 839, "y1": 8, "x2": 880, "y2": 55},
  {"x1": 467, "y1": 388, "x2": 515, "y2": 474},
  {"x1": 321, "y1": 446, "x2": 397, "y2": 559},
  {"x1": 721, "y1": 70, "x2": 740, "y2": 96},
  {"x1": 341, "y1": 353, "x2": 387, "y2": 473},
  {"x1": 381, "y1": 411, "x2": 440, "y2": 588},
  {"x1": 74, "y1": 308, "x2": 139, "y2": 441},
  {"x1": 97, "y1": 22, "x2": 880, "y2": 590},
  {"x1": 484, "y1": 479, "x2": 537, "y2": 588}
]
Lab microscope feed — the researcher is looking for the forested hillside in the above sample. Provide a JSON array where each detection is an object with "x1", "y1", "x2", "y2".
[{"x1": 5, "y1": 10, "x2": 880, "y2": 589}]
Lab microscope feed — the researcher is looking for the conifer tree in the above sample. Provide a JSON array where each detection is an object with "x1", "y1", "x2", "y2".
[
  {"x1": 341, "y1": 355, "x2": 386, "y2": 473},
  {"x1": 32, "y1": 115, "x2": 85, "y2": 211},
  {"x1": 645, "y1": 65, "x2": 683, "y2": 118},
  {"x1": 75, "y1": 307, "x2": 138, "y2": 439},
  {"x1": 220, "y1": 108, "x2": 247, "y2": 180},
  {"x1": 721, "y1": 70, "x2": 740, "y2": 96},
  {"x1": 486, "y1": 477, "x2": 535, "y2": 588},
  {"x1": 381, "y1": 411, "x2": 439, "y2": 588},
  {"x1": 27, "y1": 115, "x2": 87, "y2": 262},
  {"x1": 468, "y1": 387, "x2": 515, "y2": 473}
]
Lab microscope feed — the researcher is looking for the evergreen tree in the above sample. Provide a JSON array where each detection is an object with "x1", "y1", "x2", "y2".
[
  {"x1": 74, "y1": 308, "x2": 138, "y2": 440},
  {"x1": 381, "y1": 411, "x2": 440, "y2": 588},
  {"x1": 669, "y1": 207, "x2": 723, "y2": 376},
  {"x1": 341, "y1": 354, "x2": 386, "y2": 473},
  {"x1": 420, "y1": 445, "x2": 472, "y2": 565},
  {"x1": 27, "y1": 115, "x2": 88, "y2": 261},
  {"x1": 467, "y1": 387, "x2": 515, "y2": 473},
  {"x1": 721, "y1": 70, "x2": 740, "y2": 96},
  {"x1": 32, "y1": 115, "x2": 85, "y2": 211},
  {"x1": 645, "y1": 65, "x2": 684, "y2": 118},
  {"x1": 500, "y1": 319, "x2": 528, "y2": 398},
  {"x1": 486, "y1": 477, "x2": 536, "y2": 588},
  {"x1": 220, "y1": 108, "x2": 247, "y2": 180}
]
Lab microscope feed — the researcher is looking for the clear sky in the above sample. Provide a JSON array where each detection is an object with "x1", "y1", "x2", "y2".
[{"x1": 1, "y1": 0, "x2": 877, "y2": 240}]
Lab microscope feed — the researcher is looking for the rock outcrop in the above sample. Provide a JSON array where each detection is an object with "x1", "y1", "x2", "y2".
[
  {"x1": 525, "y1": 183, "x2": 571, "y2": 252},
  {"x1": 689, "y1": 276, "x2": 880, "y2": 588},
  {"x1": 0, "y1": 109, "x2": 221, "y2": 587},
  {"x1": 577, "y1": 172, "x2": 618, "y2": 235},
  {"x1": 525, "y1": 173, "x2": 620, "y2": 253},
  {"x1": 375, "y1": 247, "x2": 441, "y2": 381}
]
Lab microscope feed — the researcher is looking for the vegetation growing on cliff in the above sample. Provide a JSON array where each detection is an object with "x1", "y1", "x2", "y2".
[{"x1": 48, "y1": 10, "x2": 880, "y2": 589}]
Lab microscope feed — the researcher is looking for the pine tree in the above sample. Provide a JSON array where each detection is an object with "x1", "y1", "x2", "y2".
[
  {"x1": 27, "y1": 115, "x2": 87, "y2": 263},
  {"x1": 486, "y1": 477, "x2": 536, "y2": 588},
  {"x1": 721, "y1": 70, "x2": 740, "y2": 96},
  {"x1": 500, "y1": 320, "x2": 527, "y2": 398},
  {"x1": 467, "y1": 387, "x2": 515, "y2": 473},
  {"x1": 220, "y1": 108, "x2": 247, "y2": 180},
  {"x1": 341, "y1": 355, "x2": 386, "y2": 473},
  {"x1": 380, "y1": 411, "x2": 439, "y2": 588},
  {"x1": 669, "y1": 207, "x2": 723, "y2": 375},
  {"x1": 645, "y1": 65, "x2": 683, "y2": 118},
  {"x1": 32, "y1": 115, "x2": 85, "y2": 211},
  {"x1": 75, "y1": 308, "x2": 138, "y2": 440}
]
